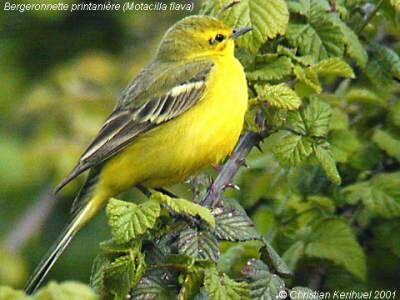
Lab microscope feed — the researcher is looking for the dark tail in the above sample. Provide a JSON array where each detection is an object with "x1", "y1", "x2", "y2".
[{"x1": 24, "y1": 197, "x2": 102, "y2": 294}]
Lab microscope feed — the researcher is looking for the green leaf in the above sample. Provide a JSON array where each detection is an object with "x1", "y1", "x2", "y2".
[
  {"x1": 255, "y1": 83, "x2": 301, "y2": 110},
  {"x1": 179, "y1": 269, "x2": 204, "y2": 300},
  {"x1": 214, "y1": 200, "x2": 261, "y2": 241},
  {"x1": 313, "y1": 143, "x2": 342, "y2": 185},
  {"x1": 365, "y1": 44, "x2": 400, "y2": 88},
  {"x1": 345, "y1": 88, "x2": 385, "y2": 106},
  {"x1": 373, "y1": 221, "x2": 400, "y2": 257},
  {"x1": 246, "y1": 55, "x2": 293, "y2": 81},
  {"x1": 260, "y1": 239, "x2": 293, "y2": 277},
  {"x1": 329, "y1": 130, "x2": 361, "y2": 163},
  {"x1": 242, "y1": 259, "x2": 285, "y2": 300},
  {"x1": 286, "y1": 97, "x2": 332, "y2": 137},
  {"x1": 372, "y1": 129, "x2": 400, "y2": 162},
  {"x1": 293, "y1": 65, "x2": 322, "y2": 93},
  {"x1": 34, "y1": 282, "x2": 98, "y2": 300},
  {"x1": 337, "y1": 22, "x2": 368, "y2": 68},
  {"x1": 271, "y1": 131, "x2": 313, "y2": 166},
  {"x1": 305, "y1": 218, "x2": 366, "y2": 280},
  {"x1": 219, "y1": 0, "x2": 289, "y2": 53},
  {"x1": 329, "y1": 108, "x2": 349, "y2": 131},
  {"x1": 218, "y1": 242, "x2": 262, "y2": 278},
  {"x1": 0, "y1": 286, "x2": 29, "y2": 300},
  {"x1": 342, "y1": 172, "x2": 400, "y2": 219},
  {"x1": 152, "y1": 192, "x2": 215, "y2": 227},
  {"x1": 311, "y1": 58, "x2": 355, "y2": 78},
  {"x1": 204, "y1": 267, "x2": 250, "y2": 300},
  {"x1": 277, "y1": 45, "x2": 315, "y2": 66},
  {"x1": 178, "y1": 226, "x2": 220, "y2": 262},
  {"x1": 90, "y1": 248, "x2": 145, "y2": 300},
  {"x1": 0, "y1": 248, "x2": 27, "y2": 287},
  {"x1": 130, "y1": 269, "x2": 177, "y2": 299},
  {"x1": 282, "y1": 241, "x2": 305, "y2": 271},
  {"x1": 287, "y1": 2, "x2": 345, "y2": 61},
  {"x1": 388, "y1": 102, "x2": 400, "y2": 127},
  {"x1": 301, "y1": 97, "x2": 331, "y2": 136},
  {"x1": 390, "y1": 0, "x2": 400, "y2": 11},
  {"x1": 106, "y1": 198, "x2": 160, "y2": 243}
]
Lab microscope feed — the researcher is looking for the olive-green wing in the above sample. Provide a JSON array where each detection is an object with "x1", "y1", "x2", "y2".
[{"x1": 54, "y1": 59, "x2": 214, "y2": 193}]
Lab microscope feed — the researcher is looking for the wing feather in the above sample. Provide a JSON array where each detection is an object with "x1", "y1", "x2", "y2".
[{"x1": 55, "y1": 59, "x2": 214, "y2": 193}]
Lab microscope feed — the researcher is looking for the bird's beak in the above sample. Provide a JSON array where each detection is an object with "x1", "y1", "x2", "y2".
[{"x1": 230, "y1": 27, "x2": 252, "y2": 39}]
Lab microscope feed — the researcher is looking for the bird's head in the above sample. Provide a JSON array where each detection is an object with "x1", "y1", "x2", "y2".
[{"x1": 156, "y1": 15, "x2": 251, "y2": 61}]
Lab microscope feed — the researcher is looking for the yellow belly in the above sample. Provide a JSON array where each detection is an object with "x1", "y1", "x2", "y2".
[{"x1": 97, "y1": 56, "x2": 248, "y2": 196}]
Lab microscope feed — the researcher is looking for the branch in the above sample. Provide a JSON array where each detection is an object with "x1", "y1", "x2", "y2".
[{"x1": 199, "y1": 130, "x2": 268, "y2": 208}]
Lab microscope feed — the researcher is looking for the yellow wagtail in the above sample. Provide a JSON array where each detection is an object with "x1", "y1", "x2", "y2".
[{"x1": 25, "y1": 15, "x2": 251, "y2": 293}]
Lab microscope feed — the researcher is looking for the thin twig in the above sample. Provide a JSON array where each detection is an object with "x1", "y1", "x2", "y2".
[
  {"x1": 357, "y1": 0, "x2": 384, "y2": 34},
  {"x1": 199, "y1": 130, "x2": 268, "y2": 208},
  {"x1": 216, "y1": 0, "x2": 240, "y2": 18}
]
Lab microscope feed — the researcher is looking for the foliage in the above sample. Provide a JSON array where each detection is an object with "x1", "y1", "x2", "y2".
[
  {"x1": 0, "y1": 281, "x2": 97, "y2": 300},
  {"x1": 1, "y1": 0, "x2": 400, "y2": 299}
]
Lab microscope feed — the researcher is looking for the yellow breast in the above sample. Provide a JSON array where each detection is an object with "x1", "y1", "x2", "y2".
[{"x1": 98, "y1": 55, "x2": 248, "y2": 194}]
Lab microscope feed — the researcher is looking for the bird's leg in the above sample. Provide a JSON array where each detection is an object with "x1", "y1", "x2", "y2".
[
  {"x1": 154, "y1": 188, "x2": 178, "y2": 198},
  {"x1": 211, "y1": 163, "x2": 221, "y2": 172},
  {"x1": 137, "y1": 184, "x2": 152, "y2": 197}
]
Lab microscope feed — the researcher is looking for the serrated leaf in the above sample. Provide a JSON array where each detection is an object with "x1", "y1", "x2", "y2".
[
  {"x1": 287, "y1": 17, "x2": 344, "y2": 61},
  {"x1": 242, "y1": 259, "x2": 285, "y2": 300},
  {"x1": 311, "y1": 58, "x2": 355, "y2": 78},
  {"x1": 152, "y1": 192, "x2": 215, "y2": 227},
  {"x1": 106, "y1": 198, "x2": 160, "y2": 243},
  {"x1": 365, "y1": 44, "x2": 400, "y2": 88},
  {"x1": 372, "y1": 129, "x2": 400, "y2": 162},
  {"x1": 277, "y1": 45, "x2": 315, "y2": 66},
  {"x1": 313, "y1": 143, "x2": 341, "y2": 185},
  {"x1": 90, "y1": 249, "x2": 145, "y2": 300},
  {"x1": 337, "y1": 22, "x2": 368, "y2": 68},
  {"x1": 214, "y1": 201, "x2": 261, "y2": 241},
  {"x1": 287, "y1": 1, "x2": 347, "y2": 62},
  {"x1": 293, "y1": 65, "x2": 322, "y2": 93},
  {"x1": 178, "y1": 226, "x2": 220, "y2": 261},
  {"x1": 342, "y1": 172, "x2": 400, "y2": 218},
  {"x1": 305, "y1": 218, "x2": 366, "y2": 280},
  {"x1": 204, "y1": 267, "x2": 250, "y2": 300},
  {"x1": 130, "y1": 269, "x2": 177, "y2": 300},
  {"x1": 260, "y1": 239, "x2": 293, "y2": 277},
  {"x1": 219, "y1": 0, "x2": 289, "y2": 53},
  {"x1": 246, "y1": 55, "x2": 293, "y2": 81},
  {"x1": 255, "y1": 83, "x2": 301, "y2": 110},
  {"x1": 34, "y1": 281, "x2": 98, "y2": 300},
  {"x1": 287, "y1": 97, "x2": 331, "y2": 137},
  {"x1": 90, "y1": 255, "x2": 110, "y2": 296},
  {"x1": 271, "y1": 131, "x2": 313, "y2": 166}
]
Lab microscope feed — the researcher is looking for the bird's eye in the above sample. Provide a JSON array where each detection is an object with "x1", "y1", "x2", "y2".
[
  {"x1": 208, "y1": 33, "x2": 226, "y2": 45},
  {"x1": 215, "y1": 34, "x2": 225, "y2": 42}
]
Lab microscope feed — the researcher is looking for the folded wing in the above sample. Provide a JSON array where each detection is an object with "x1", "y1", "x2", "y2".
[{"x1": 55, "y1": 59, "x2": 214, "y2": 192}]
